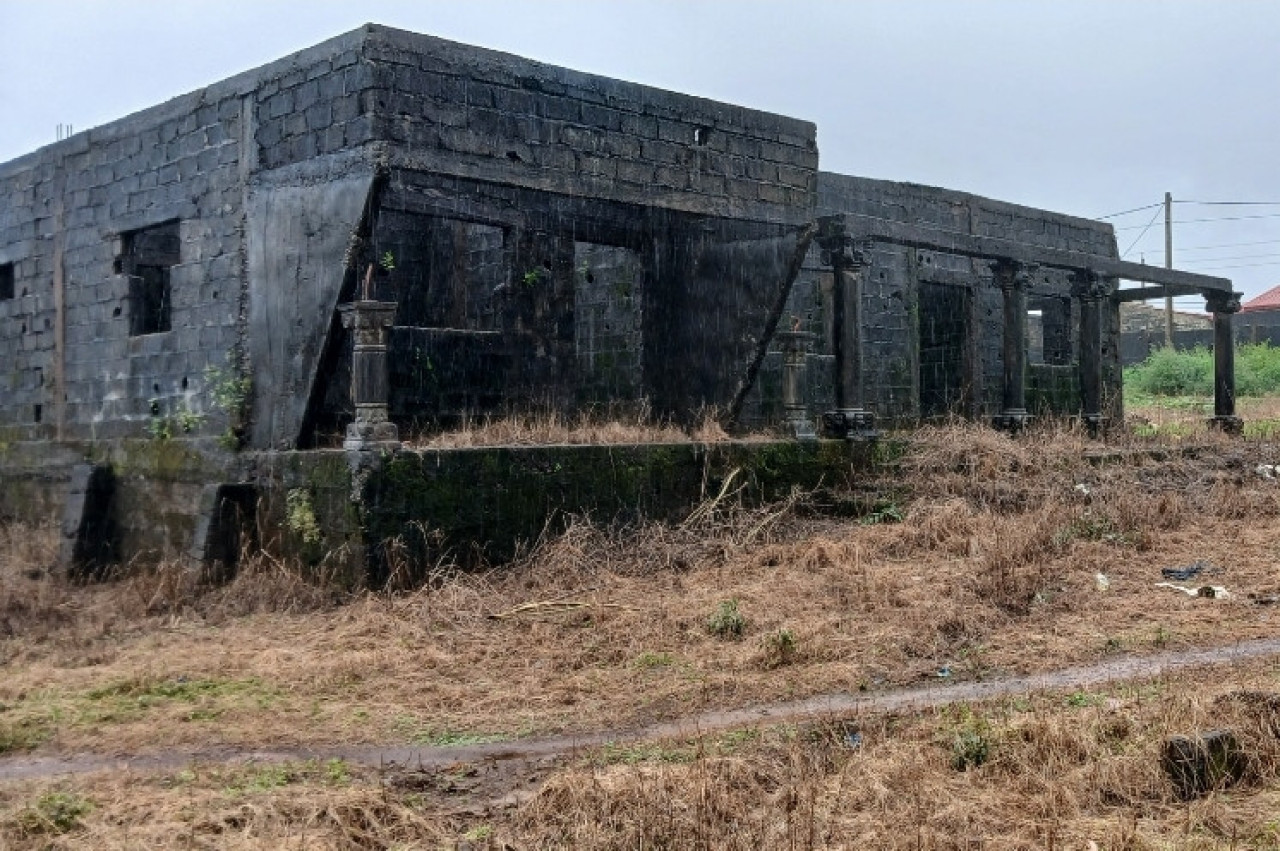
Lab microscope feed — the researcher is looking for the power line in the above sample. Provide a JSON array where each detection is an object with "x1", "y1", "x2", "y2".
[
  {"x1": 1178, "y1": 259, "x2": 1280, "y2": 272},
  {"x1": 1180, "y1": 250, "x2": 1280, "y2": 265},
  {"x1": 1149, "y1": 237, "x2": 1280, "y2": 253},
  {"x1": 1120, "y1": 205, "x2": 1165, "y2": 258},
  {"x1": 1181, "y1": 200, "x2": 1280, "y2": 207},
  {"x1": 1094, "y1": 201, "x2": 1163, "y2": 220},
  {"x1": 1112, "y1": 211, "x2": 1280, "y2": 231}
]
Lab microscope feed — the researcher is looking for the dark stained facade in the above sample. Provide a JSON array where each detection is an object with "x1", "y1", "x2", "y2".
[{"x1": 0, "y1": 25, "x2": 1241, "y2": 571}]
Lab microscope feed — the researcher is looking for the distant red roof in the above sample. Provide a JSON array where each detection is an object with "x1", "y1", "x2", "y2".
[{"x1": 1243, "y1": 284, "x2": 1280, "y2": 312}]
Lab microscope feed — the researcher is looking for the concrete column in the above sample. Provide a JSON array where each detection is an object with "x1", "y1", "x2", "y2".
[
  {"x1": 1072, "y1": 270, "x2": 1107, "y2": 437},
  {"x1": 775, "y1": 329, "x2": 816, "y2": 441},
  {"x1": 816, "y1": 218, "x2": 877, "y2": 440},
  {"x1": 1205, "y1": 290, "x2": 1243, "y2": 433},
  {"x1": 338, "y1": 300, "x2": 400, "y2": 451},
  {"x1": 991, "y1": 260, "x2": 1034, "y2": 432}
]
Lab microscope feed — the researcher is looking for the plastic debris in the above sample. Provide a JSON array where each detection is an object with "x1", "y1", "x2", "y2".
[
  {"x1": 844, "y1": 730, "x2": 863, "y2": 750},
  {"x1": 1156, "y1": 582, "x2": 1229, "y2": 599},
  {"x1": 1257, "y1": 464, "x2": 1277, "y2": 480},
  {"x1": 1162, "y1": 561, "x2": 1212, "y2": 581},
  {"x1": 936, "y1": 665, "x2": 952, "y2": 679},
  {"x1": 1094, "y1": 573, "x2": 1111, "y2": 592},
  {"x1": 1074, "y1": 483, "x2": 1092, "y2": 498}
]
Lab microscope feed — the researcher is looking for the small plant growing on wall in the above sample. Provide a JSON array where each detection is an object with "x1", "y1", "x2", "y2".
[
  {"x1": 204, "y1": 358, "x2": 252, "y2": 450},
  {"x1": 146, "y1": 399, "x2": 204, "y2": 441},
  {"x1": 285, "y1": 488, "x2": 323, "y2": 546}
]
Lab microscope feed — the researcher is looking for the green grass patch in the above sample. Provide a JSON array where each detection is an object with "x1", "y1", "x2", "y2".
[
  {"x1": 632, "y1": 651, "x2": 676, "y2": 669},
  {"x1": 597, "y1": 739, "x2": 697, "y2": 765},
  {"x1": 391, "y1": 715, "x2": 509, "y2": 747},
  {"x1": 1126, "y1": 343, "x2": 1280, "y2": 399},
  {"x1": 78, "y1": 676, "x2": 278, "y2": 724},
  {"x1": 16, "y1": 791, "x2": 93, "y2": 835},
  {"x1": 0, "y1": 717, "x2": 52, "y2": 754}
]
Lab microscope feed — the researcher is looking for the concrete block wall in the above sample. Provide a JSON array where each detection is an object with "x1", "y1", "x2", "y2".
[
  {"x1": 362, "y1": 25, "x2": 818, "y2": 227},
  {"x1": 0, "y1": 27, "x2": 382, "y2": 445},
  {"x1": 754, "y1": 173, "x2": 1121, "y2": 423}
]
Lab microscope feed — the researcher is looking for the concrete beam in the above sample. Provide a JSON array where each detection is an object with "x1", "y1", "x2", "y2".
[{"x1": 833, "y1": 213, "x2": 1232, "y2": 294}]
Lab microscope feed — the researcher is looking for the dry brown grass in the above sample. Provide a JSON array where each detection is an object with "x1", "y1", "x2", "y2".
[
  {"x1": 4, "y1": 423, "x2": 1280, "y2": 757},
  {"x1": 6, "y1": 421, "x2": 1280, "y2": 845},
  {"x1": 6, "y1": 665, "x2": 1280, "y2": 849},
  {"x1": 411, "y1": 404, "x2": 746, "y2": 449}
]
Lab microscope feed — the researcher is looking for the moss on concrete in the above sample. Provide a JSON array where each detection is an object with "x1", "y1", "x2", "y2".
[{"x1": 359, "y1": 440, "x2": 869, "y2": 579}]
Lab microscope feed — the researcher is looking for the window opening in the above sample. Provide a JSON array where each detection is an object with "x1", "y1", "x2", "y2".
[
  {"x1": 0, "y1": 263, "x2": 13, "y2": 300},
  {"x1": 118, "y1": 221, "x2": 179, "y2": 335}
]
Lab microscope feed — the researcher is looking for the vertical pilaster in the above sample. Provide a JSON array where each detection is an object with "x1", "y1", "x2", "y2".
[
  {"x1": 776, "y1": 329, "x2": 816, "y2": 441},
  {"x1": 338, "y1": 300, "x2": 400, "y2": 451},
  {"x1": 1072, "y1": 269, "x2": 1108, "y2": 437},
  {"x1": 816, "y1": 217, "x2": 877, "y2": 440},
  {"x1": 1205, "y1": 290, "x2": 1243, "y2": 433},
  {"x1": 991, "y1": 259, "x2": 1034, "y2": 432}
]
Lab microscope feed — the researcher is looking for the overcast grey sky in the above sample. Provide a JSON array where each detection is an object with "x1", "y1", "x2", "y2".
[{"x1": 3, "y1": 0, "x2": 1278, "y2": 303}]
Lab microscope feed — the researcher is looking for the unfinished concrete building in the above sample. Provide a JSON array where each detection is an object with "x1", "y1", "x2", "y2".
[{"x1": 0, "y1": 25, "x2": 1240, "y2": 575}]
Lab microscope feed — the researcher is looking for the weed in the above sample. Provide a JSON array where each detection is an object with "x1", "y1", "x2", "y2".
[
  {"x1": 285, "y1": 488, "x2": 323, "y2": 547},
  {"x1": 204, "y1": 358, "x2": 252, "y2": 449},
  {"x1": 146, "y1": 401, "x2": 204, "y2": 440},
  {"x1": 707, "y1": 599, "x2": 746, "y2": 639},
  {"x1": 220, "y1": 764, "x2": 297, "y2": 795},
  {"x1": 633, "y1": 651, "x2": 675, "y2": 669},
  {"x1": 860, "y1": 499, "x2": 904, "y2": 525},
  {"x1": 0, "y1": 718, "x2": 50, "y2": 753},
  {"x1": 1051, "y1": 511, "x2": 1130, "y2": 547},
  {"x1": 17, "y1": 791, "x2": 93, "y2": 835},
  {"x1": 715, "y1": 727, "x2": 761, "y2": 754},
  {"x1": 1126, "y1": 343, "x2": 1280, "y2": 398},
  {"x1": 760, "y1": 628, "x2": 798, "y2": 669},
  {"x1": 464, "y1": 824, "x2": 494, "y2": 841},
  {"x1": 379, "y1": 251, "x2": 396, "y2": 272},
  {"x1": 393, "y1": 717, "x2": 508, "y2": 747},
  {"x1": 598, "y1": 740, "x2": 696, "y2": 765},
  {"x1": 1065, "y1": 690, "x2": 1101, "y2": 708},
  {"x1": 325, "y1": 758, "x2": 351, "y2": 784}
]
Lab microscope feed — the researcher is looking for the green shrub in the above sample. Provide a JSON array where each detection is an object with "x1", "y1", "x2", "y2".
[
  {"x1": 1125, "y1": 346, "x2": 1213, "y2": 397},
  {"x1": 18, "y1": 792, "x2": 93, "y2": 835},
  {"x1": 1126, "y1": 343, "x2": 1280, "y2": 399},
  {"x1": 707, "y1": 599, "x2": 746, "y2": 639},
  {"x1": 760, "y1": 628, "x2": 797, "y2": 669}
]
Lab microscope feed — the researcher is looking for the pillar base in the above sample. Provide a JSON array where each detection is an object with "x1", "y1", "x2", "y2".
[
  {"x1": 1208, "y1": 415, "x2": 1244, "y2": 435},
  {"x1": 992, "y1": 409, "x2": 1033, "y2": 433},
  {"x1": 783, "y1": 409, "x2": 818, "y2": 442},
  {"x1": 1080, "y1": 413, "x2": 1107, "y2": 439},
  {"x1": 343, "y1": 419, "x2": 401, "y2": 452},
  {"x1": 823, "y1": 408, "x2": 878, "y2": 441}
]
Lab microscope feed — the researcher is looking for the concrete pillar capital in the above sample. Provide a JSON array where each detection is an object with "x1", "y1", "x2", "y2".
[
  {"x1": 1070, "y1": 269, "x2": 1112, "y2": 302},
  {"x1": 990, "y1": 259, "x2": 1036, "y2": 290},
  {"x1": 815, "y1": 217, "x2": 871, "y2": 271},
  {"x1": 1205, "y1": 290, "x2": 1242, "y2": 315}
]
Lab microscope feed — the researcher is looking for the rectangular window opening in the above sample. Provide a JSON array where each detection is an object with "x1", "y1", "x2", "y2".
[
  {"x1": 0, "y1": 263, "x2": 13, "y2": 300},
  {"x1": 118, "y1": 221, "x2": 179, "y2": 335}
]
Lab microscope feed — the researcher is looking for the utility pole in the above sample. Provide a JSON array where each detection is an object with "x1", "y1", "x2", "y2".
[{"x1": 1164, "y1": 191, "x2": 1174, "y2": 347}]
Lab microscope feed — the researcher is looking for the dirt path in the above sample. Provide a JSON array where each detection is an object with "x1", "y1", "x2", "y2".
[{"x1": 4, "y1": 636, "x2": 1279, "y2": 787}]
